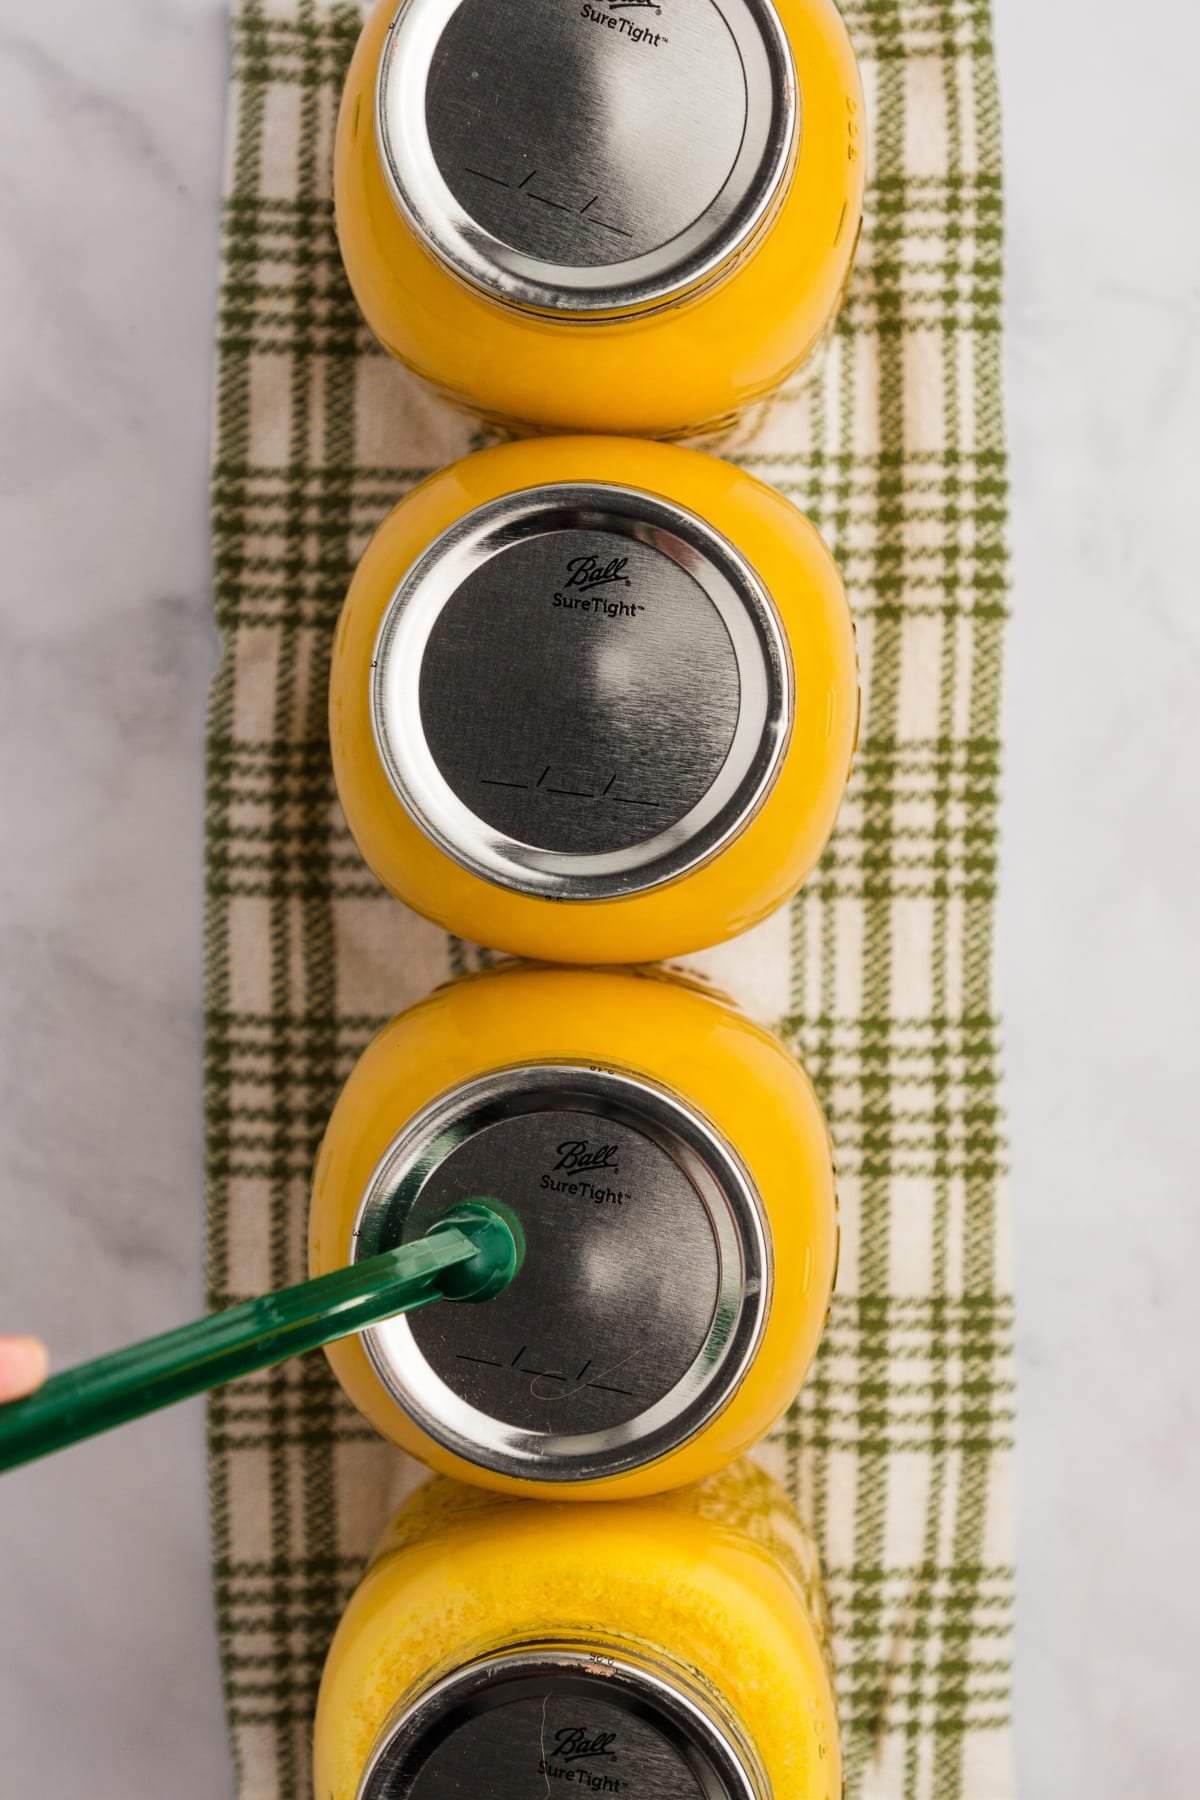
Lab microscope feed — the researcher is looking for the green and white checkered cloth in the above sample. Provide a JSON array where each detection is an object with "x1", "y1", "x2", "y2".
[{"x1": 205, "y1": 4, "x2": 1013, "y2": 1796}]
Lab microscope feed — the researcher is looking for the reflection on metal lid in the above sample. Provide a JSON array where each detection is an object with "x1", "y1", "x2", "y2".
[
  {"x1": 376, "y1": 0, "x2": 798, "y2": 315},
  {"x1": 359, "y1": 1649, "x2": 764, "y2": 1799},
  {"x1": 369, "y1": 482, "x2": 792, "y2": 901},
  {"x1": 351, "y1": 1065, "x2": 771, "y2": 1482}
]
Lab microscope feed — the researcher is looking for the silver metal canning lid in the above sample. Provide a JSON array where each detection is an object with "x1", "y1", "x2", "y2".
[
  {"x1": 375, "y1": 0, "x2": 799, "y2": 317},
  {"x1": 350, "y1": 1065, "x2": 771, "y2": 1483},
  {"x1": 358, "y1": 1648, "x2": 765, "y2": 1799},
  {"x1": 369, "y1": 482, "x2": 793, "y2": 902}
]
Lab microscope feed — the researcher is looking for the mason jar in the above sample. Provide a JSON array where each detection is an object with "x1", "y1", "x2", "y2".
[
  {"x1": 329, "y1": 435, "x2": 858, "y2": 965},
  {"x1": 334, "y1": 0, "x2": 866, "y2": 436},
  {"x1": 314, "y1": 1460, "x2": 840, "y2": 1800},
  {"x1": 309, "y1": 963, "x2": 839, "y2": 1499}
]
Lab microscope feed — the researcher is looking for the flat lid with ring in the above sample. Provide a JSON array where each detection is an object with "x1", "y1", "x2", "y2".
[
  {"x1": 370, "y1": 483, "x2": 793, "y2": 902},
  {"x1": 351, "y1": 1066, "x2": 771, "y2": 1483},
  {"x1": 376, "y1": 0, "x2": 799, "y2": 316},
  {"x1": 359, "y1": 1650, "x2": 764, "y2": 1800}
]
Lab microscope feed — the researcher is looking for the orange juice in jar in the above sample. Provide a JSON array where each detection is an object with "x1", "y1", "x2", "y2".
[
  {"x1": 309, "y1": 963, "x2": 839, "y2": 1500},
  {"x1": 314, "y1": 1461, "x2": 841, "y2": 1800},
  {"x1": 329, "y1": 436, "x2": 859, "y2": 964},
  {"x1": 334, "y1": 0, "x2": 866, "y2": 436}
]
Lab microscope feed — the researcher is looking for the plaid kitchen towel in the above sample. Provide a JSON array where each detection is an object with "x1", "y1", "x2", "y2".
[{"x1": 205, "y1": 3, "x2": 1013, "y2": 1796}]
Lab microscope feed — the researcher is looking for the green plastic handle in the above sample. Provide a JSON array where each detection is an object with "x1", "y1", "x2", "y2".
[{"x1": 0, "y1": 1200, "x2": 521, "y2": 1476}]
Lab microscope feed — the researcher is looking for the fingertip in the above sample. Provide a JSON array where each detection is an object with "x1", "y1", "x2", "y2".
[{"x1": 0, "y1": 1336, "x2": 50, "y2": 1402}]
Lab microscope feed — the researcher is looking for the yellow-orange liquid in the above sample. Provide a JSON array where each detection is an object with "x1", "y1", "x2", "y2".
[
  {"x1": 313, "y1": 1461, "x2": 841, "y2": 1800},
  {"x1": 329, "y1": 436, "x2": 859, "y2": 964},
  {"x1": 334, "y1": 0, "x2": 866, "y2": 437},
  {"x1": 310, "y1": 963, "x2": 839, "y2": 1499}
]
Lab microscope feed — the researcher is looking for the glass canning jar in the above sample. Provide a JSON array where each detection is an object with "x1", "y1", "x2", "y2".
[{"x1": 333, "y1": 0, "x2": 866, "y2": 436}]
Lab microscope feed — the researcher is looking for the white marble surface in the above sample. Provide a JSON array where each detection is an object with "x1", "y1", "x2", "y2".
[
  {"x1": 995, "y1": 2, "x2": 1200, "y2": 1792},
  {"x1": 1, "y1": 2, "x2": 1198, "y2": 1795}
]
